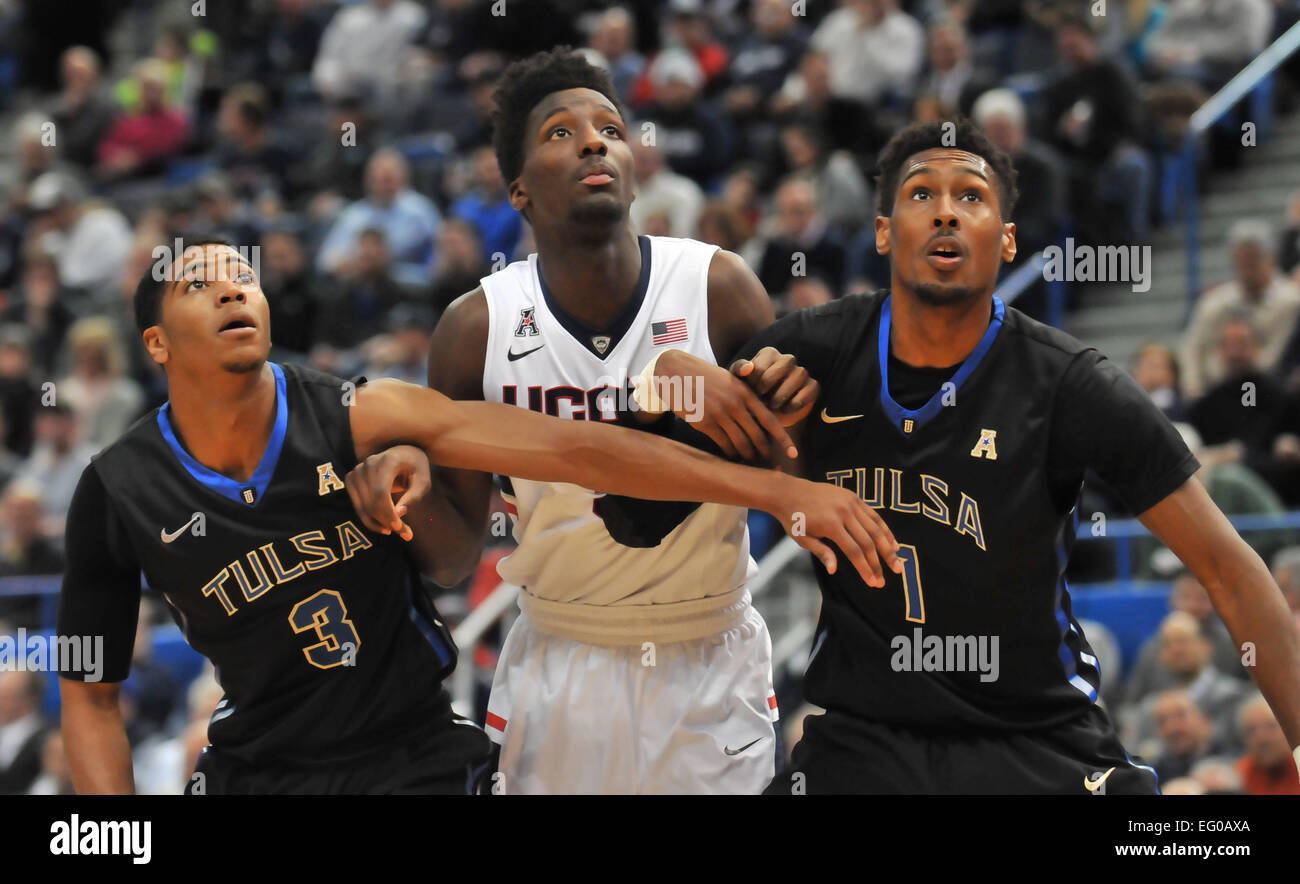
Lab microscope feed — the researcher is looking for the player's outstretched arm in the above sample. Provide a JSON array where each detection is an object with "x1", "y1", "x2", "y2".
[
  {"x1": 350, "y1": 377, "x2": 902, "y2": 585},
  {"x1": 61, "y1": 681, "x2": 134, "y2": 794},
  {"x1": 1139, "y1": 477, "x2": 1300, "y2": 759}
]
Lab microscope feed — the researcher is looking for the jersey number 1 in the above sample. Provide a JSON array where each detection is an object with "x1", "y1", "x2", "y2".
[
  {"x1": 892, "y1": 544, "x2": 925, "y2": 624},
  {"x1": 288, "y1": 589, "x2": 361, "y2": 669}
]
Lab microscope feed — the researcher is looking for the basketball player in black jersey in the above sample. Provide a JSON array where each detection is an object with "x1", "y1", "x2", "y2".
[
  {"x1": 632, "y1": 120, "x2": 1300, "y2": 793},
  {"x1": 56, "y1": 237, "x2": 897, "y2": 795}
]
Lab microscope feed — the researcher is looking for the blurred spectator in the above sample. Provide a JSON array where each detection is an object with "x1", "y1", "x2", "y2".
[
  {"x1": 1041, "y1": 14, "x2": 1150, "y2": 244},
  {"x1": 0, "y1": 482, "x2": 63, "y2": 627},
  {"x1": 13, "y1": 402, "x2": 94, "y2": 527},
  {"x1": 631, "y1": 0, "x2": 730, "y2": 107},
  {"x1": 257, "y1": 0, "x2": 329, "y2": 88},
  {"x1": 260, "y1": 226, "x2": 318, "y2": 357},
  {"x1": 1186, "y1": 219, "x2": 1300, "y2": 397},
  {"x1": 0, "y1": 253, "x2": 76, "y2": 378},
  {"x1": 772, "y1": 49, "x2": 882, "y2": 157},
  {"x1": 629, "y1": 137, "x2": 705, "y2": 240},
  {"x1": 123, "y1": 604, "x2": 181, "y2": 742},
  {"x1": 1280, "y1": 188, "x2": 1300, "y2": 278},
  {"x1": 315, "y1": 228, "x2": 408, "y2": 350},
  {"x1": 757, "y1": 177, "x2": 847, "y2": 300},
  {"x1": 287, "y1": 92, "x2": 374, "y2": 205},
  {"x1": 722, "y1": 0, "x2": 810, "y2": 123},
  {"x1": 26, "y1": 171, "x2": 133, "y2": 296},
  {"x1": 1124, "y1": 574, "x2": 1246, "y2": 708},
  {"x1": 26, "y1": 732, "x2": 74, "y2": 795},
  {"x1": 637, "y1": 49, "x2": 736, "y2": 188},
  {"x1": 190, "y1": 172, "x2": 262, "y2": 248},
  {"x1": 58, "y1": 317, "x2": 145, "y2": 449},
  {"x1": 1188, "y1": 757, "x2": 1244, "y2": 794},
  {"x1": 1187, "y1": 315, "x2": 1300, "y2": 504},
  {"x1": 915, "y1": 18, "x2": 997, "y2": 120},
  {"x1": 214, "y1": 83, "x2": 294, "y2": 201},
  {"x1": 96, "y1": 59, "x2": 191, "y2": 181},
  {"x1": 317, "y1": 149, "x2": 441, "y2": 288},
  {"x1": 1124, "y1": 612, "x2": 1248, "y2": 750},
  {"x1": 1272, "y1": 546, "x2": 1300, "y2": 614},
  {"x1": 0, "y1": 330, "x2": 37, "y2": 458},
  {"x1": 586, "y1": 7, "x2": 646, "y2": 108},
  {"x1": 1144, "y1": 689, "x2": 1229, "y2": 782},
  {"x1": 50, "y1": 46, "x2": 117, "y2": 171},
  {"x1": 1131, "y1": 342, "x2": 1188, "y2": 422},
  {"x1": 777, "y1": 122, "x2": 871, "y2": 234},
  {"x1": 809, "y1": 0, "x2": 924, "y2": 108},
  {"x1": 1144, "y1": 0, "x2": 1272, "y2": 91},
  {"x1": 14, "y1": 113, "x2": 63, "y2": 197},
  {"x1": 450, "y1": 145, "x2": 523, "y2": 265},
  {"x1": 696, "y1": 200, "x2": 753, "y2": 254},
  {"x1": 972, "y1": 89, "x2": 1065, "y2": 260},
  {"x1": 311, "y1": 0, "x2": 428, "y2": 103},
  {"x1": 427, "y1": 220, "x2": 489, "y2": 316},
  {"x1": 1234, "y1": 694, "x2": 1300, "y2": 794},
  {"x1": 0, "y1": 669, "x2": 48, "y2": 794},
  {"x1": 361, "y1": 304, "x2": 435, "y2": 387},
  {"x1": 1139, "y1": 423, "x2": 1293, "y2": 574}
]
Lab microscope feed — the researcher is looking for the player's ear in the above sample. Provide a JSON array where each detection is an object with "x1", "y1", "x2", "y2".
[
  {"x1": 1001, "y1": 220, "x2": 1017, "y2": 264},
  {"x1": 508, "y1": 178, "x2": 528, "y2": 215},
  {"x1": 142, "y1": 325, "x2": 169, "y2": 367},
  {"x1": 874, "y1": 215, "x2": 891, "y2": 256}
]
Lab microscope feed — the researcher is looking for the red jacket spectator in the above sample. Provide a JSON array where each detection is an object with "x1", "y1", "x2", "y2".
[{"x1": 97, "y1": 60, "x2": 189, "y2": 177}]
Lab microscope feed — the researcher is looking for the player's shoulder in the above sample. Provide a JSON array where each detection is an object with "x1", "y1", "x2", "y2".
[
  {"x1": 92, "y1": 405, "x2": 164, "y2": 466},
  {"x1": 1001, "y1": 303, "x2": 1097, "y2": 369},
  {"x1": 798, "y1": 289, "x2": 886, "y2": 331},
  {"x1": 646, "y1": 234, "x2": 719, "y2": 256},
  {"x1": 279, "y1": 360, "x2": 352, "y2": 394}
]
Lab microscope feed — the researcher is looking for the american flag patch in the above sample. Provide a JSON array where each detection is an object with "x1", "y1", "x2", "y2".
[{"x1": 651, "y1": 318, "x2": 688, "y2": 345}]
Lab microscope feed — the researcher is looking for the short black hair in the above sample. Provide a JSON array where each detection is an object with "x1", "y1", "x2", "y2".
[
  {"x1": 134, "y1": 233, "x2": 240, "y2": 336},
  {"x1": 874, "y1": 118, "x2": 1019, "y2": 220},
  {"x1": 490, "y1": 46, "x2": 625, "y2": 187}
]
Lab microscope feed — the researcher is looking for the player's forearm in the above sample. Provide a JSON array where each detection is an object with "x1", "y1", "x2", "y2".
[
  {"x1": 430, "y1": 401, "x2": 799, "y2": 519},
  {"x1": 61, "y1": 688, "x2": 135, "y2": 794},
  {"x1": 1201, "y1": 537, "x2": 1300, "y2": 748},
  {"x1": 405, "y1": 490, "x2": 486, "y2": 587}
]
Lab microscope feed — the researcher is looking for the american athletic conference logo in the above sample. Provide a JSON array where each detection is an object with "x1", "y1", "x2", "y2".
[{"x1": 515, "y1": 306, "x2": 539, "y2": 337}]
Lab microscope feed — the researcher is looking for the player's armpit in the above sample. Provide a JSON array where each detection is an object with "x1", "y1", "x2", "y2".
[
  {"x1": 60, "y1": 679, "x2": 134, "y2": 795},
  {"x1": 1138, "y1": 477, "x2": 1300, "y2": 749}
]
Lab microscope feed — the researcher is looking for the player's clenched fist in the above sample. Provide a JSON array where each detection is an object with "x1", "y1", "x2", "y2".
[
  {"x1": 770, "y1": 475, "x2": 903, "y2": 587},
  {"x1": 345, "y1": 444, "x2": 432, "y2": 540},
  {"x1": 646, "y1": 348, "x2": 798, "y2": 463},
  {"x1": 730, "y1": 346, "x2": 821, "y2": 428}
]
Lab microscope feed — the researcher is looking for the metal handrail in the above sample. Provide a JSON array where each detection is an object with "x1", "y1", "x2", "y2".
[{"x1": 1182, "y1": 20, "x2": 1300, "y2": 310}]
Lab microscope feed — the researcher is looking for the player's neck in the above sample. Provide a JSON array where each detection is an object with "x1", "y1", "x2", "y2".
[
  {"x1": 165, "y1": 363, "x2": 278, "y2": 483},
  {"x1": 889, "y1": 291, "x2": 993, "y2": 368},
  {"x1": 534, "y1": 224, "x2": 641, "y2": 329}
]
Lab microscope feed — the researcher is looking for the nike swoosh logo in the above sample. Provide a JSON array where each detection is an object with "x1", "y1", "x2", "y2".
[
  {"x1": 724, "y1": 737, "x2": 764, "y2": 756},
  {"x1": 1084, "y1": 767, "x2": 1116, "y2": 792},
  {"x1": 820, "y1": 408, "x2": 863, "y2": 424},
  {"x1": 160, "y1": 514, "x2": 200, "y2": 544},
  {"x1": 507, "y1": 345, "x2": 544, "y2": 361}
]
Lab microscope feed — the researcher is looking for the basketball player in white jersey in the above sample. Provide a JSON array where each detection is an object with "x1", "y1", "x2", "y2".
[{"x1": 345, "y1": 48, "x2": 900, "y2": 793}]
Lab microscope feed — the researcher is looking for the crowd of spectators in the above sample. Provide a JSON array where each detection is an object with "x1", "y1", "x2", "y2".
[{"x1": 1, "y1": 0, "x2": 1300, "y2": 793}]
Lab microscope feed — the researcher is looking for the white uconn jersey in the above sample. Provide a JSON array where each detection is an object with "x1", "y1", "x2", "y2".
[{"x1": 481, "y1": 235, "x2": 757, "y2": 625}]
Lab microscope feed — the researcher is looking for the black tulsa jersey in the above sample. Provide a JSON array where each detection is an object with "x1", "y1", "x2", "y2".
[
  {"x1": 58, "y1": 362, "x2": 461, "y2": 767},
  {"x1": 740, "y1": 291, "x2": 1199, "y2": 731}
]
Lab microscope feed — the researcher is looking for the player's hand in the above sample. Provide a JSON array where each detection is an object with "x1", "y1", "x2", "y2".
[
  {"x1": 730, "y1": 346, "x2": 820, "y2": 428},
  {"x1": 345, "y1": 444, "x2": 432, "y2": 541},
  {"x1": 770, "y1": 474, "x2": 902, "y2": 587},
  {"x1": 651, "y1": 349, "x2": 798, "y2": 463}
]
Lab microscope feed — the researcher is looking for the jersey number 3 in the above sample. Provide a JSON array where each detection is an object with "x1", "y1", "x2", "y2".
[{"x1": 288, "y1": 589, "x2": 362, "y2": 669}]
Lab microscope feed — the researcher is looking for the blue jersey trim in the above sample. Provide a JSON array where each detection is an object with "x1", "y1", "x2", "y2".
[
  {"x1": 877, "y1": 295, "x2": 1005, "y2": 434},
  {"x1": 156, "y1": 362, "x2": 289, "y2": 507}
]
